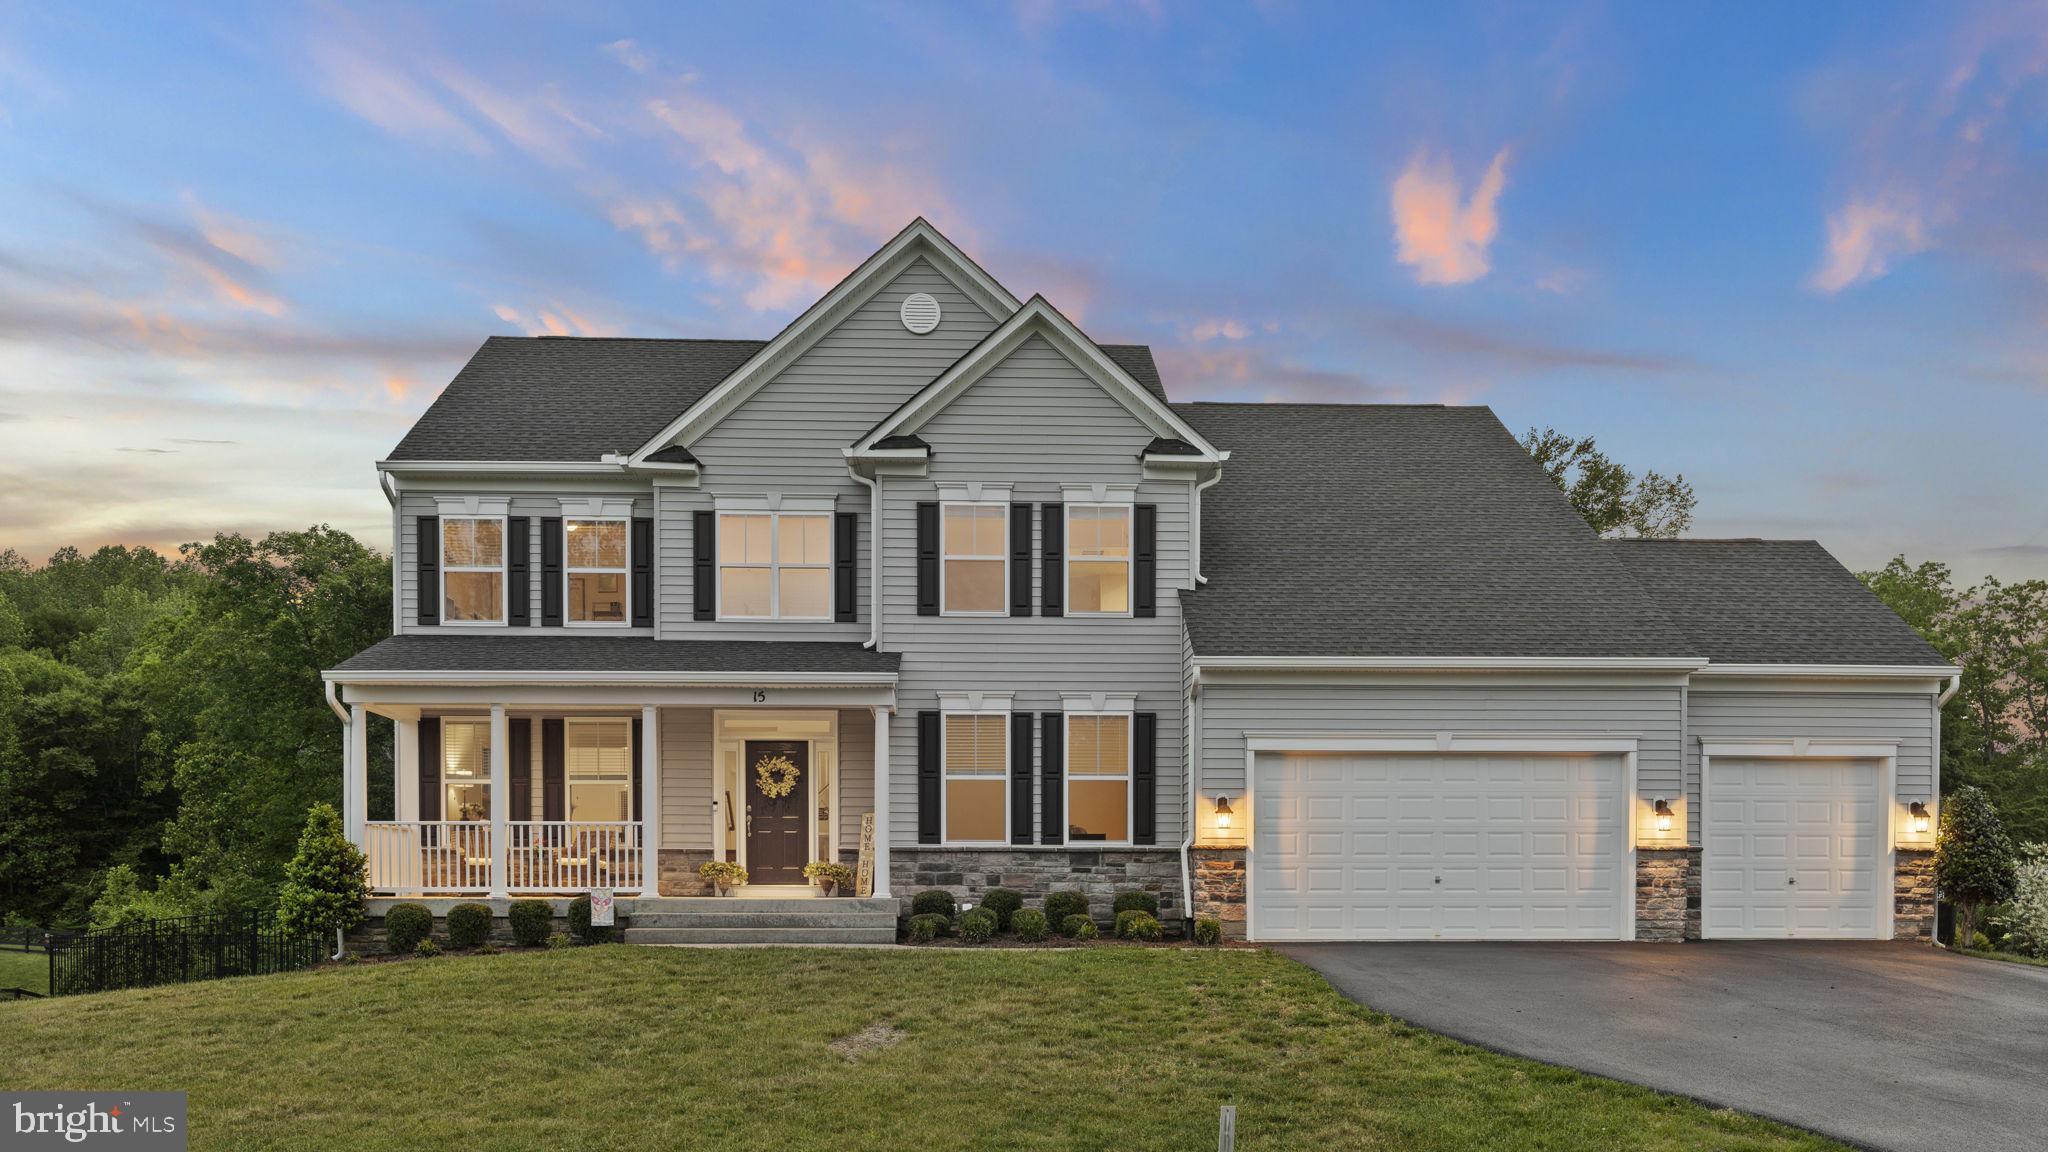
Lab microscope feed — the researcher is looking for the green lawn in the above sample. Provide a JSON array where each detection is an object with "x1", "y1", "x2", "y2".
[
  {"x1": 1961, "y1": 947, "x2": 2048, "y2": 969},
  {"x1": 0, "y1": 946, "x2": 1839, "y2": 1151},
  {"x1": 0, "y1": 947, "x2": 49, "y2": 996}
]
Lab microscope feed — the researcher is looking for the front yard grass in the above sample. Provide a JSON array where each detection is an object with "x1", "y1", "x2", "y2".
[
  {"x1": 0, "y1": 947, "x2": 49, "y2": 996},
  {"x1": 0, "y1": 946, "x2": 1840, "y2": 1150},
  {"x1": 1961, "y1": 946, "x2": 2048, "y2": 969}
]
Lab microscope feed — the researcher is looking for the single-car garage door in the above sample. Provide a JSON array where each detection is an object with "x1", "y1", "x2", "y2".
[
  {"x1": 1251, "y1": 752, "x2": 1630, "y2": 941},
  {"x1": 1703, "y1": 758, "x2": 1883, "y2": 939}
]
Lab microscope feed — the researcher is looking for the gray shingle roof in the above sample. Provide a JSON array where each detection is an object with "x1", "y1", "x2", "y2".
[
  {"x1": 1173, "y1": 402, "x2": 1698, "y2": 659},
  {"x1": 1609, "y1": 539, "x2": 1948, "y2": 666},
  {"x1": 331, "y1": 635, "x2": 900, "y2": 676}
]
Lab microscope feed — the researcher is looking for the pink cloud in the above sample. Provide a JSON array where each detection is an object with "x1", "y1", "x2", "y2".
[
  {"x1": 490, "y1": 302, "x2": 620, "y2": 337},
  {"x1": 1391, "y1": 147, "x2": 1511, "y2": 286},
  {"x1": 1190, "y1": 317, "x2": 1249, "y2": 341},
  {"x1": 1808, "y1": 197, "x2": 1929, "y2": 293}
]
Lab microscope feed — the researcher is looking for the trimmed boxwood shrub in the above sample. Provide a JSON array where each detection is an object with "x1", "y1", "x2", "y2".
[
  {"x1": 1043, "y1": 889, "x2": 1089, "y2": 928},
  {"x1": 979, "y1": 888, "x2": 1023, "y2": 930},
  {"x1": 1012, "y1": 908, "x2": 1049, "y2": 943},
  {"x1": 1194, "y1": 918, "x2": 1222, "y2": 946},
  {"x1": 507, "y1": 899, "x2": 553, "y2": 947},
  {"x1": 446, "y1": 902, "x2": 493, "y2": 950},
  {"x1": 1112, "y1": 890, "x2": 1160, "y2": 918},
  {"x1": 414, "y1": 937, "x2": 441, "y2": 958},
  {"x1": 383, "y1": 902, "x2": 433, "y2": 955},
  {"x1": 910, "y1": 889, "x2": 956, "y2": 918},
  {"x1": 1061, "y1": 914, "x2": 1098, "y2": 941},
  {"x1": 959, "y1": 908, "x2": 997, "y2": 943},
  {"x1": 1116, "y1": 910, "x2": 1163, "y2": 941},
  {"x1": 568, "y1": 894, "x2": 612, "y2": 944},
  {"x1": 907, "y1": 913, "x2": 950, "y2": 943}
]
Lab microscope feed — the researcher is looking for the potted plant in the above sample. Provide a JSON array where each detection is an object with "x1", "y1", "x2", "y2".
[
  {"x1": 802, "y1": 860, "x2": 856, "y2": 896},
  {"x1": 697, "y1": 860, "x2": 748, "y2": 896}
]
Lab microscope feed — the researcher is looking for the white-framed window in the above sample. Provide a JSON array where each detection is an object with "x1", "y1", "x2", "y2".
[
  {"x1": 943, "y1": 710, "x2": 1009, "y2": 844},
  {"x1": 442, "y1": 719, "x2": 492, "y2": 821},
  {"x1": 941, "y1": 502, "x2": 1008, "y2": 615},
  {"x1": 1065, "y1": 712, "x2": 1131, "y2": 844},
  {"x1": 565, "y1": 517, "x2": 629, "y2": 625},
  {"x1": 441, "y1": 516, "x2": 506, "y2": 625},
  {"x1": 718, "y1": 512, "x2": 831, "y2": 620},
  {"x1": 1065, "y1": 504, "x2": 1132, "y2": 616},
  {"x1": 565, "y1": 718, "x2": 633, "y2": 822}
]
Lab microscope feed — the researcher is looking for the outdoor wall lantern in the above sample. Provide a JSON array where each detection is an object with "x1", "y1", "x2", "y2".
[
  {"x1": 1652, "y1": 798, "x2": 1674, "y2": 834},
  {"x1": 1213, "y1": 796, "x2": 1234, "y2": 831},
  {"x1": 1909, "y1": 801, "x2": 1931, "y2": 836}
]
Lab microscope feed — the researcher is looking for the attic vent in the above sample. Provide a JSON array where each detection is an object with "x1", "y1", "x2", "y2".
[{"x1": 900, "y1": 292, "x2": 941, "y2": 334}]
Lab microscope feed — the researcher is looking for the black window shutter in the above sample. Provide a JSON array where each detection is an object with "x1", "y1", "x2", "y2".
[
  {"x1": 507, "y1": 517, "x2": 530, "y2": 627},
  {"x1": 1040, "y1": 503, "x2": 1063, "y2": 617},
  {"x1": 540, "y1": 518, "x2": 564, "y2": 627},
  {"x1": 1009, "y1": 503, "x2": 1032, "y2": 617},
  {"x1": 508, "y1": 718, "x2": 532, "y2": 822},
  {"x1": 692, "y1": 510, "x2": 715, "y2": 621},
  {"x1": 834, "y1": 511, "x2": 857, "y2": 623},
  {"x1": 1011, "y1": 712, "x2": 1035, "y2": 844},
  {"x1": 915, "y1": 502, "x2": 940, "y2": 616},
  {"x1": 541, "y1": 718, "x2": 565, "y2": 822},
  {"x1": 416, "y1": 516, "x2": 439, "y2": 626},
  {"x1": 1134, "y1": 504, "x2": 1157, "y2": 618},
  {"x1": 1133, "y1": 712, "x2": 1158, "y2": 845},
  {"x1": 630, "y1": 715, "x2": 644, "y2": 822},
  {"x1": 917, "y1": 710, "x2": 941, "y2": 843},
  {"x1": 631, "y1": 517, "x2": 654, "y2": 628},
  {"x1": 1039, "y1": 713, "x2": 1064, "y2": 843},
  {"x1": 418, "y1": 716, "x2": 442, "y2": 820}
]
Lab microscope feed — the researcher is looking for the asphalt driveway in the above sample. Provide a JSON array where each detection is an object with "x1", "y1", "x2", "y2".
[{"x1": 1280, "y1": 941, "x2": 2048, "y2": 1152}]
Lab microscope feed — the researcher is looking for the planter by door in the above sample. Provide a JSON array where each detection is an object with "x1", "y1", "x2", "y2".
[{"x1": 745, "y1": 740, "x2": 809, "y2": 885}]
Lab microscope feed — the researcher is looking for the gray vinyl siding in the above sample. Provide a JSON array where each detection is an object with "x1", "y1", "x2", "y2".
[
  {"x1": 396, "y1": 490, "x2": 652, "y2": 635},
  {"x1": 1684, "y1": 689, "x2": 1938, "y2": 842},
  {"x1": 656, "y1": 257, "x2": 999, "y2": 641},
  {"x1": 882, "y1": 333, "x2": 1192, "y2": 847},
  {"x1": 659, "y1": 707, "x2": 713, "y2": 852},
  {"x1": 836, "y1": 707, "x2": 875, "y2": 851}
]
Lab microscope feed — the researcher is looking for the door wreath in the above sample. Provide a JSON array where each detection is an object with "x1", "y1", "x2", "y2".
[{"x1": 754, "y1": 752, "x2": 800, "y2": 799}]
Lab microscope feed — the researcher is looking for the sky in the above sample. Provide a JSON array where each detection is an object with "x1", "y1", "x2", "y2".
[{"x1": 1, "y1": 1, "x2": 2045, "y2": 583}]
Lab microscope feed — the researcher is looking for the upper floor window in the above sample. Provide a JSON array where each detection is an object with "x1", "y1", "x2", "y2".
[
  {"x1": 942, "y1": 503, "x2": 1007, "y2": 615},
  {"x1": 719, "y1": 513, "x2": 830, "y2": 620},
  {"x1": 1066, "y1": 505, "x2": 1131, "y2": 615},
  {"x1": 565, "y1": 518, "x2": 628, "y2": 624},
  {"x1": 943, "y1": 711, "x2": 1008, "y2": 844},
  {"x1": 442, "y1": 517, "x2": 505, "y2": 624},
  {"x1": 566, "y1": 718, "x2": 632, "y2": 822},
  {"x1": 1065, "y1": 712, "x2": 1131, "y2": 844}
]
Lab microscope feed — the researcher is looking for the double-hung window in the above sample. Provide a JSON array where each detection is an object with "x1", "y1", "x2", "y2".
[
  {"x1": 1065, "y1": 712, "x2": 1131, "y2": 844},
  {"x1": 441, "y1": 517, "x2": 506, "y2": 624},
  {"x1": 442, "y1": 719, "x2": 492, "y2": 821},
  {"x1": 941, "y1": 503, "x2": 1007, "y2": 615},
  {"x1": 565, "y1": 718, "x2": 632, "y2": 822},
  {"x1": 1066, "y1": 505, "x2": 1132, "y2": 615},
  {"x1": 718, "y1": 512, "x2": 831, "y2": 620},
  {"x1": 943, "y1": 710, "x2": 1008, "y2": 843},
  {"x1": 565, "y1": 518, "x2": 628, "y2": 624}
]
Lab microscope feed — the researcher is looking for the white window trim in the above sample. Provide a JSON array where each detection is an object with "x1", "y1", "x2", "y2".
[
  {"x1": 439, "y1": 514, "x2": 508, "y2": 628},
  {"x1": 563, "y1": 516, "x2": 631, "y2": 627},
  {"x1": 1063, "y1": 503, "x2": 1134, "y2": 619},
  {"x1": 939, "y1": 501, "x2": 1010, "y2": 617},
  {"x1": 563, "y1": 716, "x2": 634, "y2": 822},
  {"x1": 941, "y1": 702, "x2": 1011, "y2": 847},
  {"x1": 715, "y1": 511, "x2": 833, "y2": 622},
  {"x1": 1063, "y1": 707, "x2": 1134, "y2": 847}
]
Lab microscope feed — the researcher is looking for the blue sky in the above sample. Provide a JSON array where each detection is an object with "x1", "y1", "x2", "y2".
[{"x1": 1, "y1": 1, "x2": 2044, "y2": 581}]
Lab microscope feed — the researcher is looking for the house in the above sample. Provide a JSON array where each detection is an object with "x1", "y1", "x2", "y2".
[{"x1": 323, "y1": 219, "x2": 1955, "y2": 943}]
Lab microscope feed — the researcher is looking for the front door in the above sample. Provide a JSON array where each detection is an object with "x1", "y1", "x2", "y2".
[{"x1": 744, "y1": 740, "x2": 809, "y2": 885}]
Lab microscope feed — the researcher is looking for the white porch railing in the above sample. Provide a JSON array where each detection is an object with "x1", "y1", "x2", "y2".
[{"x1": 362, "y1": 821, "x2": 644, "y2": 895}]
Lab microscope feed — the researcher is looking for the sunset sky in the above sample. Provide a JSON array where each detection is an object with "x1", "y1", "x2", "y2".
[{"x1": 1, "y1": 2, "x2": 2044, "y2": 582}]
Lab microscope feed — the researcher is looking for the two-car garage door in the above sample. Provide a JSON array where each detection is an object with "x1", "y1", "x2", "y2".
[{"x1": 1251, "y1": 752, "x2": 1629, "y2": 941}]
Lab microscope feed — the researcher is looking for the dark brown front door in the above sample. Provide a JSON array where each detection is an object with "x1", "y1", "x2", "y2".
[{"x1": 744, "y1": 740, "x2": 809, "y2": 884}]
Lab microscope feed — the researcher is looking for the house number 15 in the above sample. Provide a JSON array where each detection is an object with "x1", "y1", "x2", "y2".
[{"x1": 752, "y1": 690, "x2": 767, "y2": 703}]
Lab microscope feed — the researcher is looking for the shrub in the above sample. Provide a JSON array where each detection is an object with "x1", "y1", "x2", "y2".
[
  {"x1": 383, "y1": 903, "x2": 433, "y2": 955},
  {"x1": 275, "y1": 803, "x2": 369, "y2": 940},
  {"x1": 1061, "y1": 914, "x2": 1098, "y2": 941},
  {"x1": 910, "y1": 889, "x2": 957, "y2": 918},
  {"x1": 1994, "y1": 843, "x2": 2048, "y2": 958},
  {"x1": 977, "y1": 888, "x2": 1024, "y2": 930},
  {"x1": 1013, "y1": 908, "x2": 1049, "y2": 943},
  {"x1": 959, "y1": 908, "x2": 998, "y2": 943},
  {"x1": 545, "y1": 932, "x2": 572, "y2": 950},
  {"x1": 1112, "y1": 890, "x2": 1160, "y2": 919},
  {"x1": 1938, "y1": 785, "x2": 2018, "y2": 946},
  {"x1": 907, "y1": 913, "x2": 950, "y2": 943},
  {"x1": 507, "y1": 899, "x2": 553, "y2": 948},
  {"x1": 803, "y1": 861, "x2": 857, "y2": 893},
  {"x1": 414, "y1": 937, "x2": 442, "y2": 958},
  {"x1": 1970, "y1": 930, "x2": 1992, "y2": 951},
  {"x1": 1194, "y1": 918, "x2": 1222, "y2": 946},
  {"x1": 1116, "y1": 910, "x2": 1163, "y2": 941},
  {"x1": 1043, "y1": 889, "x2": 1089, "y2": 928},
  {"x1": 698, "y1": 860, "x2": 748, "y2": 893},
  {"x1": 568, "y1": 895, "x2": 612, "y2": 944},
  {"x1": 446, "y1": 902, "x2": 493, "y2": 950}
]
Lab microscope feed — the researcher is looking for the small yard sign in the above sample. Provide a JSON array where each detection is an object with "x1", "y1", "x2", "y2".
[{"x1": 590, "y1": 888, "x2": 614, "y2": 926}]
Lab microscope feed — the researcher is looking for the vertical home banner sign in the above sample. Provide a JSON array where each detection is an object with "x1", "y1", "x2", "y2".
[{"x1": 856, "y1": 812, "x2": 875, "y2": 897}]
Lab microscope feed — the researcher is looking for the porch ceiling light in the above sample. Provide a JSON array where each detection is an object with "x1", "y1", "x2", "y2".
[
  {"x1": 1652, "y1": 798, "x2": 1673, "y2": 834},
  {"x1": 1213, "y1": 796, "x2": 1234, "y2": 830},
  {"x1": 1909, "y1": 801, "x2": 1930, "y2": 835}
]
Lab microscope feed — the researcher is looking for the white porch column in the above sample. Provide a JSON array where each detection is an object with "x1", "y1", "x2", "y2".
[
  {"x1": 346, "y1": 704, "x2": 369, "y2": 846},
  {"x1": 395, "y1": 716, "x2": 420, "y2": 823},
  {"x1": 488, "y1": 703, "x2": 509, "y2": 898},
  {"x1": 640, "y1": 704, "x2": 660, "y2": 895},
  {"x1": 871, "y1": 705, "x2": 891, "y2": 898}
]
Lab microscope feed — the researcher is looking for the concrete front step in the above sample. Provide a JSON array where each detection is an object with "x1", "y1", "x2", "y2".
[
  {"x1": 623, "y1": 897, "x2": 899, "y2": 915},
  {"x1": 627, "y1": 911, "x2": 898, "y2": 930},
  {"x1": 621, "y1": 925, "x2": 898, "y2": 946}
]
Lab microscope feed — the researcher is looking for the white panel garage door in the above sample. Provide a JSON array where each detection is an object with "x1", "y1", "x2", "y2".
[
  {"x1": 1251, "y1": 752, "x2": 1628, "y2": 941},
  {"x1": 1703, "y1": 758, "x2": 1882, "y2": 939}
]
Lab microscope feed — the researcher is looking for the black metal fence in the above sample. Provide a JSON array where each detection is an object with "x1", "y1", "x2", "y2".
[{"x1": 48, "y1": 911, "x2": 327, "y2": 996}]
